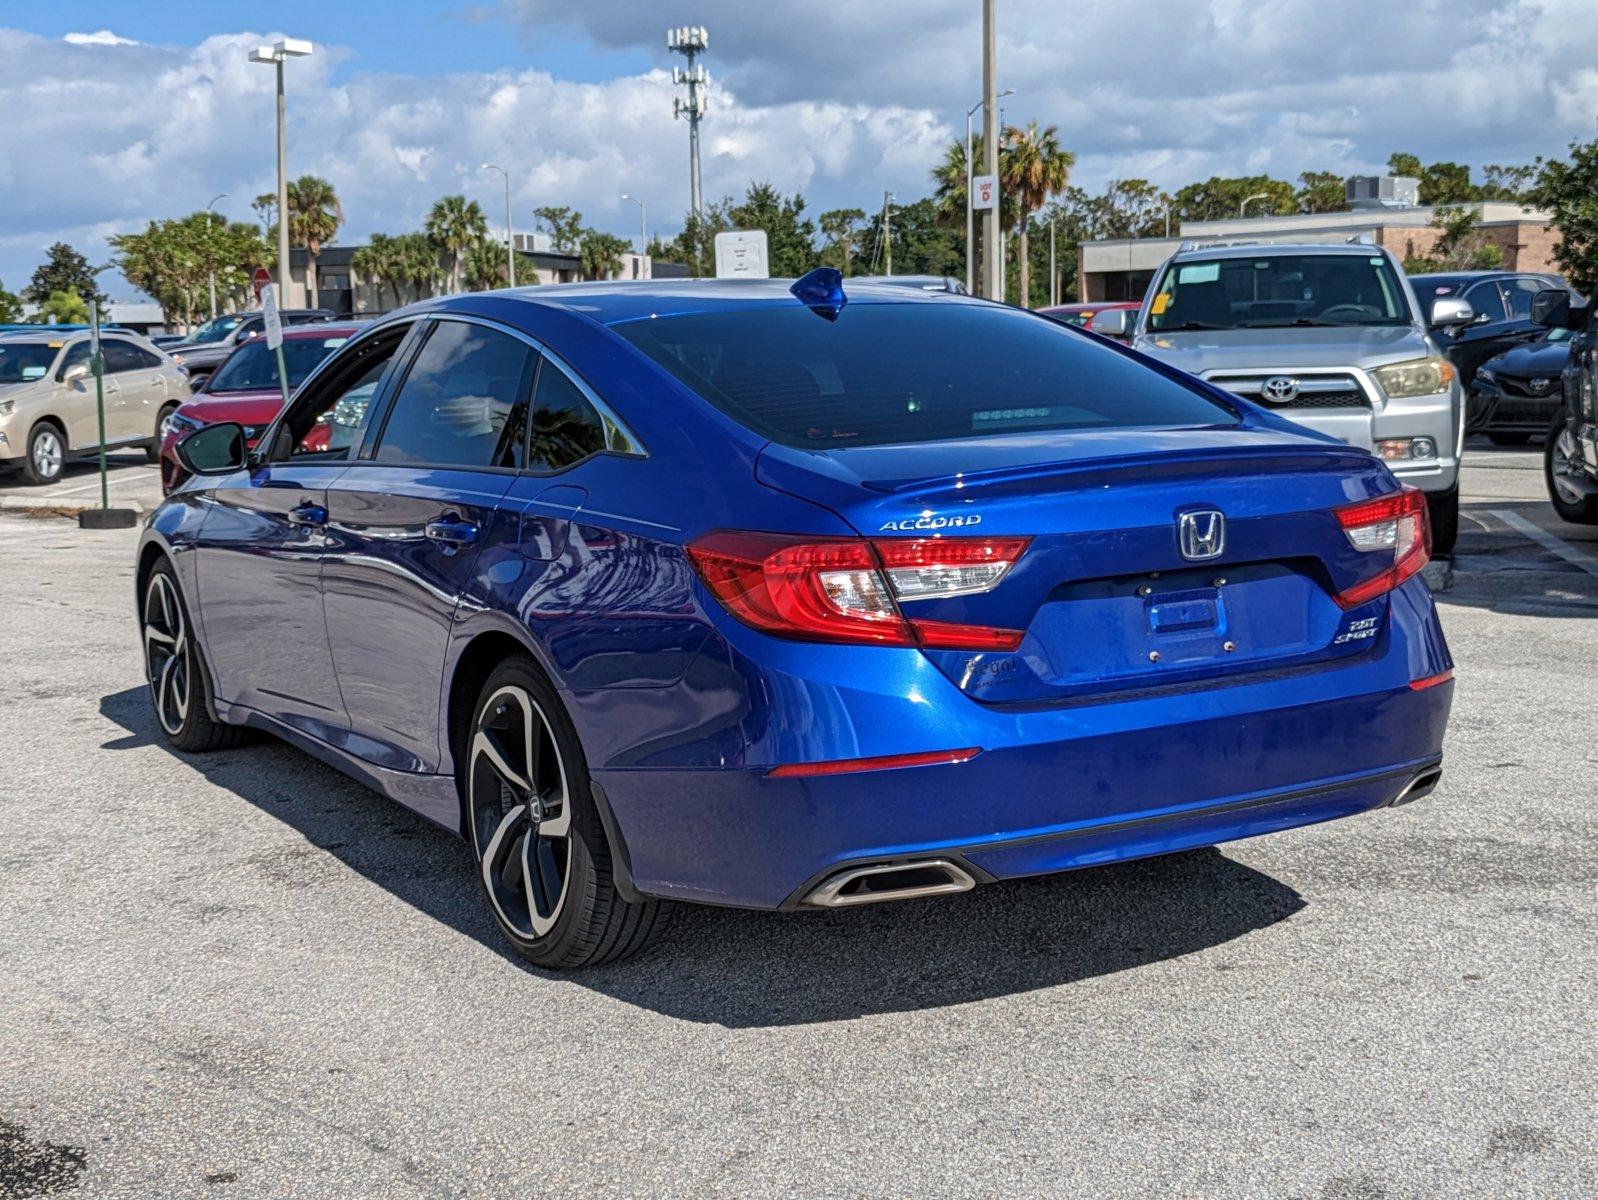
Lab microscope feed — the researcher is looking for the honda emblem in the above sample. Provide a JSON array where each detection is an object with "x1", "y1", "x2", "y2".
[{"x1": 1178, "y1": 510, "x2": 1227, "y2": 560}]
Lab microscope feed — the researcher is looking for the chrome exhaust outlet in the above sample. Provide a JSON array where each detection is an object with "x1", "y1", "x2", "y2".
[
  {"x1": 805, "y1": 859, "x2": 977, "y2": 908},
  {"x1": 1390, "y1": 766, "x2": 1443, "y2": 808}
]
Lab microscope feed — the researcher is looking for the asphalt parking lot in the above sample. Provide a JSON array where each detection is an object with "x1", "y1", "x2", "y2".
[{"x1": 1, "y1": 445, "x2": 1594, "y2": 1198}]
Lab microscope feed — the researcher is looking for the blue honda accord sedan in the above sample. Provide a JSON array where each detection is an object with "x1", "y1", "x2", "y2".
[{"x1": 139, "y1": 271, "x2": 1454, "y2": 968}]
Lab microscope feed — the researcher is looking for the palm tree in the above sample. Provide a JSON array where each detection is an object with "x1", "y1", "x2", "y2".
[
  {"x1": 352, "y1": 233, "x2": 403, "y2": 312},
  {"x1": 579, "y1": 231, "x2": 629, "y2": 281},
  {"x1": 285, "y1": 175, "x2": 343, "y2": 308},
  {"x1": 1000, "y1": 122, "x2": 1074, "y2": 307},
  {"x1": 425, "y1": 195, "x2": 488, "y2": 295},
  {"x1": 462, "y1": 238, "x2": 507, "y2": 291},
  {"x1": 392, "y1": 232, "x2": 443, "y2": 301}
]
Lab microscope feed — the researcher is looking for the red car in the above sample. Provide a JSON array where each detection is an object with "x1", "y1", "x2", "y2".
[
  {"x1": 160, "y1": 323, "x2": 363, "y2": 491},
  {"x1": 1037, "y1": 301, "x2": 1140, "y2": 341}
]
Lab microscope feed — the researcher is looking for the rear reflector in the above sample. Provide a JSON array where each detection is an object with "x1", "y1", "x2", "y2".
[
  {"x1": 1409, "y1": 670, "x2": 1453, "y2": 691},
  {"x1": 1332, "y1": 486, "x2": 1431, "y2": 609},
  {"x1": 687, "y1": 531, "x2": 1028, "y2": 650},
  {"x1": 767, "y1": 747, "x2": 983, "y2": 778}
]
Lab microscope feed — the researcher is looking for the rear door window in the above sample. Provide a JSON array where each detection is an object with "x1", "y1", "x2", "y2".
[
  {"x1": 527, "y1": 360, "x2": 608, "y2": 473},
  {"x1": 614, "y1": 302, "x2": 1236, "y2": 449},
  {"x1": 372, "y1": 320, "x2": 534, "y2": 468},
  {"x1": 101, "y1": 340, "x2": 150, "y2": 374}
]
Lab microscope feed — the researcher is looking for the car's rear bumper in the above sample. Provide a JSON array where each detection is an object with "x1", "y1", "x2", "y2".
[{"x1": 583, "y1": 578, "x2": 1453, "y2": 909}]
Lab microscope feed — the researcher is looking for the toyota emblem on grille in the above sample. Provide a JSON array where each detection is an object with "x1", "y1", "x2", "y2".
[
  {"x1": 1529, "y1": 377, "x2": 1552, "y2": 394},
  {"x1": 1261, "y1": 376, "x2": 1300, "y2": 403},
  {"x1": 1178, "y1": 510, "x2": 1227, "y2": 561}
]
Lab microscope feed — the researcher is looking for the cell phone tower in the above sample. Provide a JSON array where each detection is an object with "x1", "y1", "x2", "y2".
[{"x1": 667, "y1": 26, "x2": 709, "y2": 222}]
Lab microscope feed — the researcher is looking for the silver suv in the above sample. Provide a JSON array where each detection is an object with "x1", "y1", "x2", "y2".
[
  {"x1": 1133, "y1": 242, "x2": 1471, "y2": 553},
  {"x1": 0, "y1": 331, "x2": 187, "y2": 485}
]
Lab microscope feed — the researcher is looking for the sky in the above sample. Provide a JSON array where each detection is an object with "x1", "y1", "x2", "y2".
[{"x1": 2, "y1": 0, "x2": 1596, "y2": 301}]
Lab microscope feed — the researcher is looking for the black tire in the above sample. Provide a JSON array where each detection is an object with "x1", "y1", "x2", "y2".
[
  {"x1": 1545, "y1": 415, "x2": 1598, "y2": 525},
  {"x1": 1426, "y1": 486, "x2": 1460, "y2": 556},
  {"x1": 464, "y1": 657, "x2": 666, "y2": 969},
  {"x1": 1488, "y1": 432, "x2": 1532, "y2": 447},
  {"x1": 141, "y1": 559, "x2": 247, "y2": 752},
  {"x1": 17, "y1": 421, "x2": 66, "y2": 486},
  {"x1": 146, "y1": 403, "x2": 178, "y2": 463}
]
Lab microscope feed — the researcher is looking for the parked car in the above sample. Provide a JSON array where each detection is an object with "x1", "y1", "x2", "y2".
[
  {"x1": 167, "y1": 308, "x2": 335, "y2": 381},
  {"x1": 148, "y1": 333, "x2": 188, "y2": 349},
  {"x1": 0, "y1": 330, "x2": 187, "y2": 484},
  {"x1": 1466, "y1": 326, "x2": 1575, "y2": 445},
  {"x1": 159, "y1": 323, "x2": 362, "y2": 492},
  {"x1": 1532, "y1": 290, "x2": 1598, "y2": 524},
  {"x1": 1133, "y1": 243, "x2": 1469, "y2": 554},
  {"x1": 1039, "y1": 301, "x2": 1140, "y2": 341},
  {"x1": 851, "y1": 274, "x2": 969, "y2": 294},
  {"x1": 141, "y1": 273, "x2": 1454, "y2": 969},
  {"x1": 1408, "y1": 270, "x2": 1575, "y2": 393}
]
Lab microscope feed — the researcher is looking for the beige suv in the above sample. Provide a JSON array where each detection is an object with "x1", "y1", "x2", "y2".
[{"x1": 0, "y1": 331, "x2": 187, "y2": 485}]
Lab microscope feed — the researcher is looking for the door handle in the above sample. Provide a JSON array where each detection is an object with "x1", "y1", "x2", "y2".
[
  {"x1": 287, "y1": 501, "x2": 328, "y2": 527},
  {"x1": 425, "y1": 515, "x2": 479, "y2": 548}
]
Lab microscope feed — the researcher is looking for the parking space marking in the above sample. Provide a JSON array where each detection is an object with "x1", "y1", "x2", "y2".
[
  {"x1": 1490, "y1": 510, "x2": 1598, "y2": 581},
  {"x1": 42, "y1": 472, "x2": 155, "y2": 498}
]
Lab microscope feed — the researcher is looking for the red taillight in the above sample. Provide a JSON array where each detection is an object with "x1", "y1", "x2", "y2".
[
  {"x1": 686, "y1": 531, "x2": 1029, "y2": 651},
  {"x1": 1410, "y1": 669, "x2": 1453, "y2": 691},
  {"x1": 767, "y1": 747, "x2": 983, "y2": 778},
  {"x1": 1332, "y1": 486, "x2": 1431, "y2": 610}
]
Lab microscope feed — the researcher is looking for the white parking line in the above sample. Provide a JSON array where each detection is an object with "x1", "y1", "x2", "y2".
[
  {"x1": 1490, "y1": 510, "x2": 1598, "y2": 581},
  {"x1": 39, "y1": 471, "x2": 155, "y2": 498}
]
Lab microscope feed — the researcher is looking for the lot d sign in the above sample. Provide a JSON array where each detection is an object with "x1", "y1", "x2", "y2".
[
  {"x1": 715, "y1": 230, "x2": 770, "y2": 279},
  {"x1": 972, "y1": 174, "x2": 997, "y2": 211}
]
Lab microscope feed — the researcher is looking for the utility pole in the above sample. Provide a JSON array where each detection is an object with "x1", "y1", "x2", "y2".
[
  {"x1": 981, "y1": 0, "x2": 1002, "y2": 302},
  {"x1": 1048, "y1": 217, "x2": 1056, "y2": 307},
  {"x1": 206, "y1": 194, "x2": 227, "y2": 318},
  {"x1": 882, "y1": 192, "x2": 894, "y2": 276},
  {"x1": 668, "y1": 27, "x2": 710, "y2": 221},
  {"x1": 249, "y1": 39, "x2": 312, "y2": 302}
]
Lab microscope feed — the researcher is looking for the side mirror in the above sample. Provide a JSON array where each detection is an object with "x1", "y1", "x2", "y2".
[
  {"x1": 1428, "y1": 296, "x2": 1474, "y2": 328},
  {"x1": 176, "y1": 422, "x2": 247, "y2": 476},
  {"x1": 188, "y1": 374, "x2": 206, "y2": 393},
  {"x1": 1090, "y1": 309, "x2": 1134, "y2": 338},
  {"x1": 1530, "y1": 289, "x2": 1587, "y2": 330},
  {"x1": 60, "y1": 362, "x2": 90, "y2": 385}
]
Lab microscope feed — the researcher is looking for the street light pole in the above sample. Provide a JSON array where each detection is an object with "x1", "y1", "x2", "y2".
[
  {"x1": 1239, "y1": 191, "x2": 1270, "y2": 218},
  {"x1": 621, "y1": 194, "x2": 647, "y2": 277},
  {"x1": 981, "y1": 0, "x2": 1002, "y2": 302},
  {"x1": 206, "y1": 193, "x2": 227, "y2": 319},
  {"x1": 481, "y1": 164, "x2": 514, "y2": 286},
  {"x1": 249, "y1": 39, "x2": 312, "y2": 303},
  {"x1": 965, "y1": 88, "x2": 1013, "y2": 296}
]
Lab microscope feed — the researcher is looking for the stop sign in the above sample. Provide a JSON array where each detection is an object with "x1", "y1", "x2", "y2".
[{"x1": 252, "y1": 267, "x2": 271, "y2": 300}]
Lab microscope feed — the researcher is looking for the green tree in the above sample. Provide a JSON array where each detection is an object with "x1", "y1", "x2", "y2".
[
  {"x1": 578, "y1": 230, "x2": 630, "y2": 281},
  {"x1": 0, "y1": 279, "x2": 20, "y2": 323},
  {"x1": 285, "y1": 175, "x2": 343, "y2": 308},
  {"x1": 1386, "y1": 151, "x2": 1424, "y2": 179},
  {"x1": 728, "y1": 183, "x2": 817, "y2": 277},
  {"x1": 658, "y1": 198, "x2": 733, "y2": 277},
  {"x1": 532, "y1": 206, "x2": 585, "y2": 254},
  {"x1": 111, "y1": 213, "x2": 271, "y2": 329},
  {"x1": 857, "y1": 197, "x2": 962, "y2": 279},
  {"x1": 818, "y1": 208, "x2": 867, "y2": 274},
  {"x1": 1385, "y1": 152, "x2": 1480, "y2": 205},
  {"x1": 1402, "y1": 206, "x2": 1503, "y2": 273},
  {"x1": 1530, "y1": 136, "x2": 1598, "y2": 292},
  {"x1": 34, "y1": 290, "x2": 90, "y2": 324},
  {"x1": 1297, "y1": 170, "x2": 1347, "y2": 213},
  {"x1": 426, "y1": 195, "x2": 488, "y2": 294},
  {"x1": 393, "y1": 231, "x2": 444, "y2": 299},
  {"x1": 1174, "y1": 175, "x2": 1296, "y2": 221},
  {"x1": 1480, "y1": 163, "x2": 1536, "y2": 202},
  {"x1": 352, "y1": 233, "x2": 404, "y2": 311},
  {"x1": 1002, "y1": 121, "x2": 1074, "y2": 305},
  {"x1": 1080, "y1": 179, "x2": 1170, "y2": 239},
  {"x1": 464, "y1": 238, "x2": 511, "y2": 290},
  {"x1": 25, "y1": 243, "x2": 107, "y2": 310}
]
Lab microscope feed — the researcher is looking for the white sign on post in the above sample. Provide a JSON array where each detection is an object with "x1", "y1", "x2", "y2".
[
  {"x1": 715, "y1": 230, "x2": 770, "y2": 279},
  {"x1": 261, "y1": 282, "x2": 284, "y2": 350},
  {"x1": 972, "y1": 174, "x2": 998, "y2": 211}
]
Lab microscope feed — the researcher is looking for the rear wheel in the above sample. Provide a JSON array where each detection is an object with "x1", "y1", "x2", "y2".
[
  {"x1": 146, "y1": 403, "x2": 178, "y2": 463},
  {"x1": 1545, "y1": 416, "x2": 1598, "y2": 525},
  {"x1": 142, "y1": 561, "x2": 246, "y2": 752},
  {"x1": 1488, "y1": 432, "x2": 1532, "y2": 447},
  {"x1": 18, "y1": 422, "x2": 65, "y2": 486},
  {"x1": 1426, "y1": 486, "x2": 1460, "y2": 556},
  {"x1": 465, "y1": 658, "x2": 666, "y2": 969}
]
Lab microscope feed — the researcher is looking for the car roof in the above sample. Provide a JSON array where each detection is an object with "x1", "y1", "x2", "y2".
[
  {"x1": 238, "y1": 321, "x2": 367, "y2": 343},
  {"x1": 1041, "y1": 301, "x2": 1138, "y2": 312},
  {"x1": 425, "y1": 278, "x2": 992, "y2": 327},
  {"x1": 1170, "y1": 242, "x2": 1393, "y2": 262},
  {"x1": 0, "y1": 328, "x2": 154, "y2": 346}
]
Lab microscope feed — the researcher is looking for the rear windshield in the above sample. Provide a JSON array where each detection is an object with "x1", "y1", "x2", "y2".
[
  {"x1": 1148, "y1": 254, "x2": 1411, "y2": 331},
  {"x1": 207, "y1": 336, "x2": 349, "y2": 394},
  {"x1": 614, "y1": 303, "x2": 1236, "y2": 448}
]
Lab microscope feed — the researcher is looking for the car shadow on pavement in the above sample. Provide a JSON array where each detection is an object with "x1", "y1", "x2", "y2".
[
  {"x1": 1428, "y1": 500, "x2": 1598, "y2": 620},
  {"x1": 100, "y1": 685, "x2": 1306, "y2": 1027}
]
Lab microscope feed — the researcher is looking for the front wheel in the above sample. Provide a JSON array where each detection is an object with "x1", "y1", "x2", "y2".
[
  {"x1": 1426, "y1": 486, "x2": 1460, "y2": 557},
  {"x1": 18, "y1": 422, "x2": 65, "y2": 486},
  {"x1": 465, "y1": 658, "x2": 666, "y2": 969},
  {"x1": 1545, "y1": 416, "x2": 1598, "y2": 525},
  {"x1": 146, "y1": 403, "x2": 178, "y2": 463},
  {"x1": 142, "y1": 561, "x2": 246, "y2": 752}
]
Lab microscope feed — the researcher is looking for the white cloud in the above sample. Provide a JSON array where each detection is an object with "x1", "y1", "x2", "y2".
[{"x1": 1, "y1": 1, "x2": 1596, "y2": 299}]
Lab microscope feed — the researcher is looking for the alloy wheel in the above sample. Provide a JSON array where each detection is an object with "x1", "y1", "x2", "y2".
[
  {"x1": 469, "y1": 685, "x2": 572, "y2": 940},
  {"x1": 1550, "y1": 427, "x2": 1585, "y2": 506},
  {"x1": 143, "y1": 573, "x2": 191, "y2": 737},
  {"x1": 32, "y1": 429, "x2": 63, "y2": 480}
]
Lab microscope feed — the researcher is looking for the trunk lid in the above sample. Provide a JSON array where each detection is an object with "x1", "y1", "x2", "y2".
[{"x1": 757, "y1": 427, "x2": 1400, "y2": 704}]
